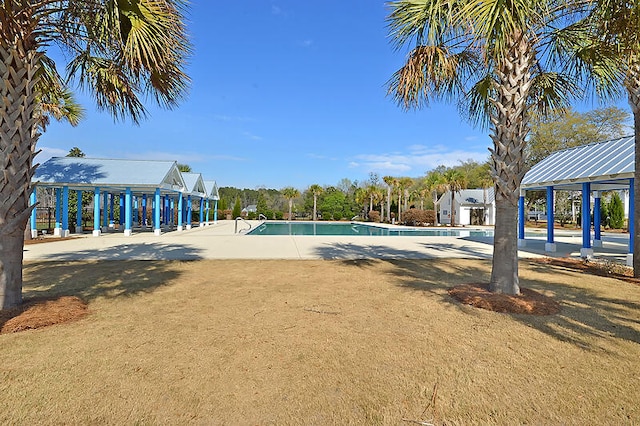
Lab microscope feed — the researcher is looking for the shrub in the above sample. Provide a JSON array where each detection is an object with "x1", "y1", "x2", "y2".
[
  {"x1": 368, "y1": 210, "x2": 380, "y2": 222},
  {"x1": 403, "y1": 209, "x2": 435, "y2": 226},
  {"x1": 609, "y1": 192, "x2": 625, "y2": 229},
  {"x1": 232, "y1": 197, "x2": 242, "y2": 219}
]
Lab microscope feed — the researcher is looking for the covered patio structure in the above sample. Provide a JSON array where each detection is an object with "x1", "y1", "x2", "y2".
[
  {"x1": 31, "y1": 157, "x2": 218, "y2": 238},
  {"x1": 519, "y1": 136, "x2": 634, "y2": 264}
]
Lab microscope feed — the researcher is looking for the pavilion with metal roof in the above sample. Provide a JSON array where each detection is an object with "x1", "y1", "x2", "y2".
[
  {"x1": 203, "y1": 180, "x2": 220, "y2": 223},
  {"x1": 518, "y1": 135, "x2": 634, "y2": 264},
  {"x1": 31, "y1": 157, "x2": 220, "y2": 238}
]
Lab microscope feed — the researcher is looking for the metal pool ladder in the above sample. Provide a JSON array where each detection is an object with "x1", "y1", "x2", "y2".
[{"x1": 235, "y1": 217, "x2": 252, "y2": 234}]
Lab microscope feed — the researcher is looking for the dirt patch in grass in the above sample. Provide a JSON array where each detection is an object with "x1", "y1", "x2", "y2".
[
  {"x1": 449, "y1": 283, "x2": 561, "y2": 315},
  {"x1": 0, "y1": 296, "x2": 88, "y2": 334}
]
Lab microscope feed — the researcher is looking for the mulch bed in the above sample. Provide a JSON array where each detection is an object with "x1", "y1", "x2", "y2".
[
  {"x1": 0, "y1": 296, "x2": 89, "y2": 334},
  {"x1": 532, "y1": 257, "x2": 640, "y2": 285},
  {"x1": 449, "y1": 284, "x2": 561, "y2": 315}
]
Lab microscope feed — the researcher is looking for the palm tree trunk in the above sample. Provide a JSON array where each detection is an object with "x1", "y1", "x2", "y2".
[
  {"x1": 0, "y1": 21, "x2": 41, "y2": 309},
  {"x1": 397, "y1": 191, "x2": 402, "y2": 222},
  {"x1": 626, "y1": 66, "x2": 640, "y2": 277},
  {"x1": 313, "y1": 195, "x2": 317, "y2": 221},
  {"x1": 487, "y1": 32, "x2": 531, "y2": 295},
  {"x1": 490, "y1": 196, "x2": 520, "y2": 293},
  {"x1": 386, "y1": 187, "x2": 391, "y2": 222},
  {"x1": 451, "y1": 192, "x2": 456, "y2": 226},
  {"x1": 433, "y1": 191, "x2": 439, "y2": 226},
  {"x1": 288, "y1": 199, "x2": 293, "y2": 221}
]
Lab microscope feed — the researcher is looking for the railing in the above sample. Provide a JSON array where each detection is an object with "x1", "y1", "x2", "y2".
[
  {"x1": 351, "y1": 215, "x2": 359, "y2": 221},
  {"x1": 235, "y1": 217, "x2": 252, "y2": 234},
  {"x1": 258, "y1": 214, "x2": 267, "y2": 221}
]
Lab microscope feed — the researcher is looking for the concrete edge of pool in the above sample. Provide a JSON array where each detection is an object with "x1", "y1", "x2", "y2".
[{"x1": 22, "y1": 220, "x2": 629, "y2": 263}]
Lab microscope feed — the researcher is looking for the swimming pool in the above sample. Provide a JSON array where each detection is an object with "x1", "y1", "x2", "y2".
[{"x1": 247, "y1": 222, "x2": 494, "y2": 237}]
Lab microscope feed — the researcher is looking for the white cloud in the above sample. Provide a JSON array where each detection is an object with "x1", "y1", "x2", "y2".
[
  {"x1": 351, "y1": 146, "x2": 489, "y2": 175},
  {"x1": 298, "y1": 39, "x2": 313, "y2": 48},
  {"x1": 271, "y1": 5, "x2": 282, "y2": 15}
]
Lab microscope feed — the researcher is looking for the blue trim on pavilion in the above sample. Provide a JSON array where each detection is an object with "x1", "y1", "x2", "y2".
[
  {"x1": 520, "y1": 136, "x2": 634, "y2": 264},
  {"x1": 31, "y1": 157, "x2": 220, "y2": 238}
]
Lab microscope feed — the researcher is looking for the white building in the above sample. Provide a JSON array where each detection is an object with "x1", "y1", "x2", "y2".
[{"x1": 438, "y1": 188, "x2": 495, "y2": 226}]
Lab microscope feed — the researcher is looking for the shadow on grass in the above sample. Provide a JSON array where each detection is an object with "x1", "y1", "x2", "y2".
[
  {"x1": 27, "y1": 241, "x2": 204, "y2": 262},
  {"x1": 21, "y1": 243, "x2": 204, "y2": 301},
  {"x1": 340, "y1": 257, "x2": 640, "y2": 351},
  {"x1": 313, "y1": 240, "x2": 493, "y2": 261}
]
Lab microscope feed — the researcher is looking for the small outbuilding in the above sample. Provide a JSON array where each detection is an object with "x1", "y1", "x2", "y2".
[{"x1": 438, "y1": 188, "x2": 495, "y2": 226}]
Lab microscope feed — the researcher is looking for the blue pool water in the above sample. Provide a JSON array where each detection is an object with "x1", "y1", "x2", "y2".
[{"x1": 247, "y1": 222, "x2": 494, "y2": 237}]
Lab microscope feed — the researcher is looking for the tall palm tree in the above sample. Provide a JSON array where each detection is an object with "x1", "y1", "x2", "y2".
[
  {"x1": 400, "y1": 177, "x2": 414, "y2": 213},
  {"x1": 372, "y1": 187, "x2": 385, "y2": 222},
  {"x1": 424, "y1": 171, "x2": 446, "y2": 226},
  {"x1": 308, "y1": 184, "x2": 324, "y2": 221},
  {"x1": 282, "y1": 187, "x2": 301, "y2": 221},
  {"x1": 578, "y1": 2, "x2": 640, "y2": 275},
  {"x1": 355, "y1": 187, "x2": 370, "y2": 220},
  {"x1": 418, "y1": 187, "x2": 429, "y2": 210},
  {"x1": 388, "y1": 0, "x2": 582, "y2": 294},
  {"x1": 0, "y1": 0, "x2": 191, "y2": 310},
  {"x1": 383, "y1": 175, "x2": 396, "y2": 222},
  {"x1": 443, "y1": 169, "x2": 466, "y2": 226}
]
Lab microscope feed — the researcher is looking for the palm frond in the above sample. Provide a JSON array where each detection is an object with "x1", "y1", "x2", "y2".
[{"x1": 388, "y1": 44, "x2": 478, "y2": 109}]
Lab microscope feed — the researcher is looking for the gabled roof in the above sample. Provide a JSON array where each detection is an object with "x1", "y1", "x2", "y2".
[
  {"x1": 438, "y1": 188, "x2": 495, "y2": 206},
  {"x1": 521, "y1": 136, "x2": 634, "y2": 191},
  {"x1": 203, "y1": 180, "x2": 220, "y2": 200},
  {"x1": 181, "y1": 172, "x2": 207, "y2": 198},
  {"x1": 33, "y1": 157, "x2": 186, "y2": 192}
]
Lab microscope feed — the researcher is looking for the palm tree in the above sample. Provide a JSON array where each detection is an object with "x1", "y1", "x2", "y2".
[
  {"x1": 579, "y1": 2, "x2": 640, "y2": 275},
  {"x1": 417, "y1": 187, "x2": 429, "y2": 210},
  {"x1": 308, "y1": 184, "x2": 324, "y2": 221},
  {"x1": 443, "y1": 169, "x2": 466, "y2": 227},
  {"x1": 424, "y1": 171, "x2": 446, "y2": 226},
  {"x1": 371, "y1": 187, "x2": 385, "y2": 222},
  {"x1": 0, "y1": 1, "x2": 190, "y2": 310},
  {"x1": 387, "y1": 0, "x2": 583, "y2": 294},
  {"x1": 282, "y1": 187, "x2": 301, "y2": 221},
  {"x1": 383, "y1": 176, "x2": 396, "y2": 222},
  {"x1": 396, "y1": 177, "x2": 413, "y2": 222}
]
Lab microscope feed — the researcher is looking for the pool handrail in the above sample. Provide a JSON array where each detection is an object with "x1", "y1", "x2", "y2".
[
  {"x1": 235, "y1": 217, "x2": 252, "y2": 234},
  {"x1": 258, "y1": 214, "x2": 267, "y2": 221}
]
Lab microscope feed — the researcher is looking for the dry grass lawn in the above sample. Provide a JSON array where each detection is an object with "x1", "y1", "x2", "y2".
[{"x1": 1, "y1": 258, "x2": 640, "y2": 424}]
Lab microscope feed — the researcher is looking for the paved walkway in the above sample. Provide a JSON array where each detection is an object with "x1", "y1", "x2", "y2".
[{"x1": 23, "y1": 221, "x2": 630, "y2": 263}]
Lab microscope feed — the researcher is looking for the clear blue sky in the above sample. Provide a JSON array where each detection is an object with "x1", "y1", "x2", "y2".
[{"x1": 39, "y1": 1, "x2": 626, "y2": 190}]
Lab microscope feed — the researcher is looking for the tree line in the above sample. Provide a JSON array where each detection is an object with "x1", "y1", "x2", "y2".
[{"x1": 220, "y1": 106, "x2": 631, "y2": 226}]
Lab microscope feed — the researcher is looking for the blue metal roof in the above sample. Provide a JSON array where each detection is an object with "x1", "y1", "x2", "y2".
[
  {"x1": 33, "y1": 157, "x2": 186, "y2": 192},
  {"x1": 521, "y1": 136, "x2": 634, "y2": 191}
]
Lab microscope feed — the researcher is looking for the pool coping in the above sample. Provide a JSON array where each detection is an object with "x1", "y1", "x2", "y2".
[{"x1": 22, "y1": 220, "x2": 629, "y2": 263}]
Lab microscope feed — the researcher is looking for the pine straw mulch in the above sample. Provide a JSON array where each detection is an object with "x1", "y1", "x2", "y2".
[
  {"x1": 448, "y1": 284, "x2": 561, "y2": 315},
  {"x1": 0, "y1": 296, "x2": 88, "y2": 334},
  {"x1": 449, "y1": 257, "x2": 640, "y2": 316}
]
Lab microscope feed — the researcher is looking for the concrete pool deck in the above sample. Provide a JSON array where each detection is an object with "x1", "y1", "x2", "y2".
[{"x1": 23, "y1": 221, "x2": 631, "y2": 263}]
